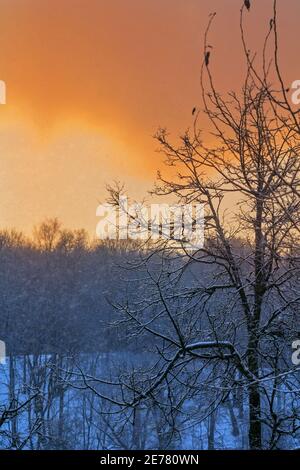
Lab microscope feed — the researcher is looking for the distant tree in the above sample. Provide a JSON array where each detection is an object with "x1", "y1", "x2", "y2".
[{"x1": 33, "y1": 218, "x2": 61, "y2": 252}]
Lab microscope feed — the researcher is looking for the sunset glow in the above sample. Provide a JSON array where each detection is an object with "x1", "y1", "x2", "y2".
[{"x1": 0, "y1": 0, "x2": 299, "y2": 233}]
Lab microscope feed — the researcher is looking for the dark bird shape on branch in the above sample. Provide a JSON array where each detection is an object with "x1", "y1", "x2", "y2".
[
  {"x1": 270, "y1": 18, "x2": 274, "y2": 29},
  {"x1": 244, "y1": 0, "x2": 251, "y2": 10},
  {"x1": 192, "y1": 107, "x2": 196, "y2": 116},
  {"x1": 205, "y1": 51, "x2": 210, "y2": 66}
]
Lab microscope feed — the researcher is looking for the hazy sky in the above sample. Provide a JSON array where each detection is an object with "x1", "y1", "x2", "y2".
[{"x1": 0, "y1": 0, "x2": 299, "y2": 234}]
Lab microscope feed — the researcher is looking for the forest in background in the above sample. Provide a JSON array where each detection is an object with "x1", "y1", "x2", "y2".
[{"x1": 1, "y1": 0, "x2": 300, "y2": 451}]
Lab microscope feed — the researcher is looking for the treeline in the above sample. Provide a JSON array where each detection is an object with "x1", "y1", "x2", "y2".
[{"x1": 0, "y1": 219, "x2": 140, "y2": 355}]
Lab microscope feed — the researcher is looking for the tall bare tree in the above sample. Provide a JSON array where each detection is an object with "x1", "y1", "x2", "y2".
[{"x1": 87, "y1": 0, "x2": 300, "y2": 450}]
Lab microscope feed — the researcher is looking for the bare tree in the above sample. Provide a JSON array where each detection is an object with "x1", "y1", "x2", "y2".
[{"x1": 79, "y1": 0, "x2": 300, "y2": 450}]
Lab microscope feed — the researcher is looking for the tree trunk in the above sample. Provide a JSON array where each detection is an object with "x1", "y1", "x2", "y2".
[
  {"x1": 248, "y1": 383, "x2": 261, "y2": 449},
  {"x1": 208, "y1": 411, "x2": 216, "y2": 450},
  {"x1": 248, "y1": 341, "x2": 262, "y2": 449},
  {"x1": 9, "y1": 354, "x2": 18, "y2": 448}
]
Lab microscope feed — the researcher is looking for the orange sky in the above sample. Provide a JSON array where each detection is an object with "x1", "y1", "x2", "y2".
[{"x1": 0, "y1": 0, "x2": 299, "y2": 235}]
